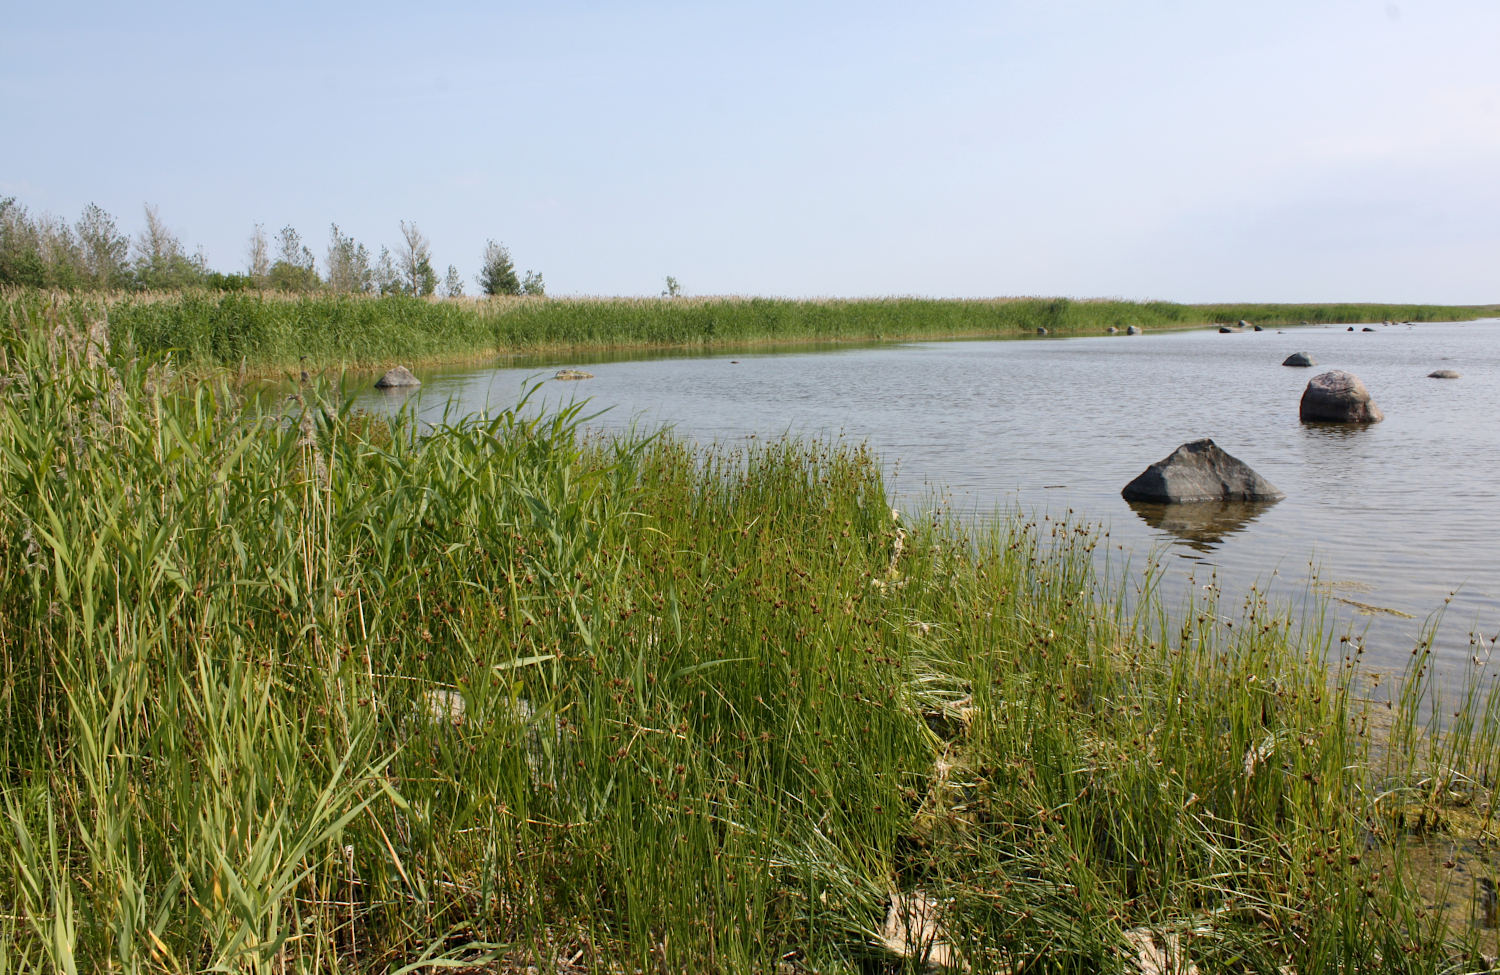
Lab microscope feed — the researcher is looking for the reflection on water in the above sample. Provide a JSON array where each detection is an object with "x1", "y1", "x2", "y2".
[{"x1": 1126, "y1": 499, "x2": 1280, "y2": 553}]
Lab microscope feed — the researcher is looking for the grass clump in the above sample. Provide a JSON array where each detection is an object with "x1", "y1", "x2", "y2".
[{"x1": 3, "y1": 295, "x2": 1500, "y2": 971}]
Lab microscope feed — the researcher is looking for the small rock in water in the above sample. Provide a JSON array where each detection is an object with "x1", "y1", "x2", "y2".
[
  {"x1": 553, "y1": 369, "x2": 594, "y2": 381},
  {"x1": 1300, "y1": 370, "x2": 1383, "y2": 423},
  {"x1": 1252, "y1": 324, "x2": 1264, "y2": 331},
  {"x1": 1121, "y1": 438, "x2": 1284, "y2": 503},
  {"x1": 1238, "y1": 319, "x2": 1252, "y2": 329},
  {"x1": 1126, "y1": 325, "x2": 1143, "y2": 335},
  {"x1": 1347, "y1": 326, "x2": 1355, "y2": 332},
  {"x1": 1106, "y1": 326, "x2": 1119, "y2": 334},
  {"x1": 1218, "y1": 326, "x2": 1235, "y2": 334},
  {"x1": 1428, "y1": 369, "x2": 1461, "y2": 379},
  {"x1": 1036, "y1": 326, "x2": 1048, "y2": 335},
  {"x1": 1283, "y1": 352, "x2": 1316, "y2": 367},
  {"x1": 374, "y1": 365, "x2": 420, "y2": 388},
  {"x1": 1362, "y1": 327, "x2": 1376, "y2": 332}
]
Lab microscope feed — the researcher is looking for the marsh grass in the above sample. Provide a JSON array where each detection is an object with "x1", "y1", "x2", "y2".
[
  {"x1": 4, "y1": 295, "x2": 1500, "y2": 971},
  {"x1": 32, "y1": 290, "x2": 1496, "y2": 376}
]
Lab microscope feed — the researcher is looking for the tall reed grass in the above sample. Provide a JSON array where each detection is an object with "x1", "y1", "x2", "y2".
[
  {"x1": 3, "y1": 295, "x2": 1499, "y2": 971},
  {"x1": 23, "y1": 290, "x2": 1493, "y2": 375}
]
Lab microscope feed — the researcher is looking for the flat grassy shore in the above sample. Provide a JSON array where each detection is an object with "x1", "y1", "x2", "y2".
[
  {"x1": 5, "y1": 295, "x2": 1500, "y2": 972},
  {"x1": 35, "y1": 289, "x2": 1499, "y2": 376}
]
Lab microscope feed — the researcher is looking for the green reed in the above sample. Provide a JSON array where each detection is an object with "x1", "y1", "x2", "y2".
[
  {"x1": 3, "y1": 295, "x2": 1500, "y2": 971},
  {"x1": 34, "y1": 290, "x2": 1495, "y2": 375}
]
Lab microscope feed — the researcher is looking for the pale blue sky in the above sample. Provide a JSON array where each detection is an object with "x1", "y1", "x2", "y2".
[{"x1": 5, "y1": 1, "x2": 1497, "y2": 301}]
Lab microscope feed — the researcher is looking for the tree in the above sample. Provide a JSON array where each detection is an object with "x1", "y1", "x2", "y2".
[
  {"x1": 521, "y1": 269, "x2": 545, "y2": 297},
  {"x1": 326, "y1": 223, "x2": 373, "y2": 293},
  {"x1": 247, "y1": 224, "x2": 271, "y2": 281},
  {"x1": 397, "y1": 220, "x2": 436, "y2": 296},
  {"x1": 441, "y1": 264, "x2": 465, "y2": 298},
  {"x1": 268, "y1": 224, "x2": 320, "y2": 292},
  {"x1": 477, "y1": 240, "x2": 520, "y2": 296},
  {"x1": 662, "y1": 275, "x2": 682, "y2": 298},
  {"x1": 132, "y1": 204, "x2": 203, "y2": 290},
  {"x1": 35, "y1": 214, "x2": 83, "y2": 290},
  {"x1": 0, "y1": 197, "x2": 45, "y2": 288},
  {"x1": 75, "y1": 203, "x2": 128, "y2": 289},
  {"x1": 374, "y1": 247, "x2": 404, "y2": 296}
]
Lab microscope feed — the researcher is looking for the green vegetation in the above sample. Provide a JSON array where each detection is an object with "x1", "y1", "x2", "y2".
[
  {"x1": 0, "y1": 197, "x2": 542, "y2": 300},
  {"x1": 79, "y1": 290, "x2": 1499, "y2": 375},
  {"x1": 4, "y1": 295, "x2": 1500, "y2": 971}
]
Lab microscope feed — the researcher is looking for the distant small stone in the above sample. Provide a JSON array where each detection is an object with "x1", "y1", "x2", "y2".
[
  {"x1": 1122, "y1": 438, "x2": 1284, "y2": 503},
  {"x1": 1127, "y1": 325, "x2": 1143, "y2": 335},
  {"x1": 1300, "y1": 370, "x2": 1383, "y2": 423},
  {"x1": 1283, "y1": 352, "x2": 1316, "y2": 367},
  {"x1": 553, "y1": 369, "x2": 594, "y2": 381},
  {"x1": 374, "y1": 365, "x2": 420, "y2": 388},
  {"x1": 1106, "y1": 326, "x2": 1119, "y2": 334},
  {"x1": 1218, "y1": 326, "x2": 1235, "y2": 334},
  {"x1": 1036, "y1": 326, "x2": 1048, "y2": 335},
  {"x1": 1362, "y1": 327, "x2": 1376, "y2": 332},
  {"x1": 1252, "y1": 324, "x2": 1264, "y2": 331},
  {"x1": 1428, "y1": 369, "x2": 1461, "y2": 379},
  {"x1": 1346, "y1": 326, "x2": 1355, "y2": 332},
  {"x1": 1238, "y1": 319, "x2": 1252, "y2": 329}
]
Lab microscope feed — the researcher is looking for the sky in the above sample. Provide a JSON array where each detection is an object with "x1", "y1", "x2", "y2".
[{"x1": 4, "y1": 0, "x2": 1498, "y2": 302}]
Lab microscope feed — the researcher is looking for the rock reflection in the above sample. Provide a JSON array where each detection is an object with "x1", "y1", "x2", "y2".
[{"x1": 1125, "y1": 499, "x2": 1280, "y2": 553}]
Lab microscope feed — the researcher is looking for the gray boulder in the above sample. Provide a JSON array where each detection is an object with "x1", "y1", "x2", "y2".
[
  {"x1": 1036, "y1": 326, "x2": 1048, "y2": 335},
  {"x1": 374, "y1": 365, "x2": 420, "y2": 388},
  {"x1": 1428, "y1": 369, "x2": 1461, "y2": 379},
  {"x1": 1252, "y1": 324, "x2": 1264, "y2": 331},
  {"x1": 1238, "y1": 319, "x2": 1252, "y2": 329},
  {"x1": 1126, "y1": 325, "x2": 1143, "y2": 335},
  {"x1": 1122, "y1": 439, "x2": 1284, "y2": 504},
  {"x1": 1282, "y1": 352, "x2": 1316, "y2": 367},
  {"x1": 1218, "y1": 326, "x2": 1235, "y2": 334},
  {"x1": 1300, "y1": 370, "x2": 1383, "y2": 423}
]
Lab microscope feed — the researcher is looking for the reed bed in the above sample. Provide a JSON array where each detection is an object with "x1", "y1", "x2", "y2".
[
  {"x1": 25, "y1": 290, "x2": 1493, "y2": 376},
  {"x1": 3, "y1": 296, "x2": 1500, "y2": 972}
]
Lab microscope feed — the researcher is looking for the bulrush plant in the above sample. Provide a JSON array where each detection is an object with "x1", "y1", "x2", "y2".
[{"x1": 5, "y1": 297, "x2": 1500, "y2": 970}]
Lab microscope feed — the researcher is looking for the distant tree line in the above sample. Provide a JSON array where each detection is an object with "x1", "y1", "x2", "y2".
[{"x1": 0, "y1": 197, "x2": 545, "y2": 297}]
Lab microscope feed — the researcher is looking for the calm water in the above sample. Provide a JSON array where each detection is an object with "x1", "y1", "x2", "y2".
[{"x1": 352, "y1": 320, "x2": 1500, "y2": 688}]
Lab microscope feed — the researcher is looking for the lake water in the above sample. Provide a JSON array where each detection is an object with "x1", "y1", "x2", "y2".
[{"x1": 352, "y1": 320, "x2": 1500, "y2": 692}]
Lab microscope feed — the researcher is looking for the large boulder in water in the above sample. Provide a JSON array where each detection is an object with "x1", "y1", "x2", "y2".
[
  {"x1": 1300, "y1": 370, "x2": 1383, "y2": 423},
  {"x1": 1283, "y1": 352, "x2": 1316, "y2": 367},
  {"x1": 1121, "y1": 439, "x2": 1284, "y2": 504},
  {"x1": 375, "y1": 365, "x2": 420, "y2": 388}
]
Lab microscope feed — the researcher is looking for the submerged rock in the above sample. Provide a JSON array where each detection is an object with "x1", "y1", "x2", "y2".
[
  {"x1": 1428, "y1": 369, "x2": 1461, "y2": 379},
  {"x1": 1126, "y1": 325, "x2": 1143, "y2": 335},
  {"x1": 1121, "y1": 439, "x2": 1284, "y2": 504},
  {"x1": 553, "y1": 369, "x2": 594, "y2": 381},
  {"x1": 1283, "y1": 352, "x2": 1316, "y2": 367},
  {"x1": 1300, "y1": 370, "x2": 1383, "y2": 423},
  {"x1": 1106, "y1": 326, "x2": 1119, "y2": 334},
  {"x1": 374, "y1": 365, "x2": 420, "y2": 388},
  {"x1": 1238, "y1": 319, "x2": 1252, "y2": 329},
  {"x1": 1218, "y1": 326, "x2": 1235, "y2": 334}
]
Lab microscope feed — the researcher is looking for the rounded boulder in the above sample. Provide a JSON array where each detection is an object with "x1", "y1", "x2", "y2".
[
  {"x1": 1300, "y1": 370, "x2": 1383, "y2": 423},
  {"x1": 374, "y1": 365, "x2": 420, "y2": 389}
]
